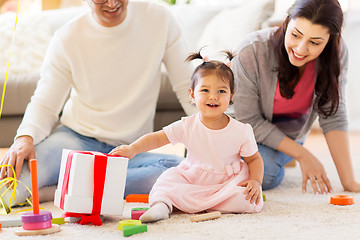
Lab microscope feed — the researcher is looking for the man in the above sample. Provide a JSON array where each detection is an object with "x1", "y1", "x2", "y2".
[{"x1": 0, "y1": 0, "x2": 195, "y2": 204}]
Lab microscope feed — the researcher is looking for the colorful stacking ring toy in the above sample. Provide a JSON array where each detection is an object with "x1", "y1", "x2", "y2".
[
  {"x1": 15, "y1": 159, "x2": 60, "y2": 236},
  {"x1": 21, "y1": 210, "x2": 53, "y2": 230}
]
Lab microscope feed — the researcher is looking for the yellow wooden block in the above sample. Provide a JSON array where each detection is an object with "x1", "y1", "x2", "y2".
[
  {"x1": 118, "y1": 220, "x2": 141, "y2": 230},
  {"x1": 51, "y1": 217, "x2": 65, "y2": 225}
]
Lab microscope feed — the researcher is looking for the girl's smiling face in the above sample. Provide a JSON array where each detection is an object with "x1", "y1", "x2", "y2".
[
  {"x1": 284, "y1": 17, "x2": 330, "y2": 69},
  {"x1": 190, "y1": 74, "x2": 233, "y2": 122}
]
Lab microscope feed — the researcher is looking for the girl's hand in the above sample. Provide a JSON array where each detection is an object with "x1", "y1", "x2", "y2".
[
  {"x1": 238, "y1": 179, "x2": 262, "y2": 205},
  {"x1": 297, "y1": 151, "x2": 332, "y2": 194},
  {"x1": 109, "y1": 145, "x2": 137, "y2": 159}
]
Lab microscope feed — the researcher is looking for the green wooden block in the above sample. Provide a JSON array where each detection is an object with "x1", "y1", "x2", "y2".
[
  {"x1": 51, "y1": 217, "x2": 65, "y2": 225},
  {"x1": 123, "y1": 224, "x2": 147, "y2": 237},
  {"x1": 131, "y1": 207, "x2": 149, "y2": 211},
  {"x1": 262, "y1": 193, "x2": 267, "y2": 202}
]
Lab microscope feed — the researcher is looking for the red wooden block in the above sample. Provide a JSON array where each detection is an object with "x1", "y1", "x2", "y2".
[{"x1": 131, "y1": 210, "x2": 147, "y2": 220}]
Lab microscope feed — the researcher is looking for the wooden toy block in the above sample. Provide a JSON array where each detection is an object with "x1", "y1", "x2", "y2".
[
  {"x1": 51, "y1": 217, "x2": 65, "y2": 225},
  {"x1": 131, "y1": 207, "x2": 149, "y2": 211},
  {"x1": 0, "y1": 223, "x2": 2, "y2": 230},
  {"x1": 131, "y1": 210, "x2": 147, "y2": 220},
  {"x1": 123, "y1": 224, "x2": 147, "y2": 237},
  {"x1": 0, "y1": 218, "x2": 22, "y2": 227},
  {"x1": 125, "y1": 194, "x2": 149, "y2": 203},
  {"x1": 190, "y1": 211, "x2": 221, "y2": 222},
  {"x1": 262, "y1": 193, "x2": 266, "y2": 202},
  {"x1": 15, "y1": 224, "x2": 61, "y2": 236},
  {"x1": 118, "y1": 220, "x2": 141, "y2": 230}
]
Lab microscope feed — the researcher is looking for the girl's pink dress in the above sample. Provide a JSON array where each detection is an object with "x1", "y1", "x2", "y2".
[{"x1": 149, "y1": 113, "x2": 264, "y2": 213}]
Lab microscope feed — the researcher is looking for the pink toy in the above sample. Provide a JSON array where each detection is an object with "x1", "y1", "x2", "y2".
[
  {"x1": 131, "y1": 210, "x2": 147, "y2": 220},
  {"x1": 21, "y1": 211, "x2": 52, "y2": 230}
]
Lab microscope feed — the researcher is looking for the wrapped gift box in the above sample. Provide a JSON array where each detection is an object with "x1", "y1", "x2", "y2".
[{"x1": 54, "y1": 149, "x2": 128, "y2": 216}]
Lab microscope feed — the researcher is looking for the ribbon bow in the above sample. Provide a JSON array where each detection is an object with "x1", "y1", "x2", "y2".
[{"x1": 61, "y1": 212, "x2": 103, "y2": 226}]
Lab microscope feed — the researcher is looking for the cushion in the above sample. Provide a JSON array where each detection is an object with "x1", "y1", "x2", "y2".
[
  {"x1": 0, "y1": 12, "x2": 52, "y2": 75},
  {"x1": 168, "y1": 5, "x2": 223, "y2": 51},
  {"x1": 197, "y1": 0, "x2": 275, "y2": 60}
]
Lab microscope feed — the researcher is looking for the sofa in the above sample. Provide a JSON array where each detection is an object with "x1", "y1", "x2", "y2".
[{"x1": 0, "y1": 0, "x2": 275, "y2": 147}]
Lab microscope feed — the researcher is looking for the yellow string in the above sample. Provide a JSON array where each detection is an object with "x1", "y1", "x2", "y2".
[
  {"x1": 0, "y1": 0, "x2": 21, "y2": 118},
  {"x1": 0, "y1": 164, "x2": 33, "y2": 214},
  {"x1": 14, "y1": 206, "x2": 45, "y2": 214}
]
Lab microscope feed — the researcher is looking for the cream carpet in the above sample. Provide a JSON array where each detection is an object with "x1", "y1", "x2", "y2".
[{"x1": 1, "y1": 132, "x2": 359, "y2": 240}]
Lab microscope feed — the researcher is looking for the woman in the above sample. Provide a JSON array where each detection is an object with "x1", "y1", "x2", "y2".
[{"x1": 232, "y1": 0, "x2": 360, "y2": 194}]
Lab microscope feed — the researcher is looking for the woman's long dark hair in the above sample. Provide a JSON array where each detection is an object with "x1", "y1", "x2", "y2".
[{"x1": 271, "y1": 0, "x2": 343, "y2": 117}]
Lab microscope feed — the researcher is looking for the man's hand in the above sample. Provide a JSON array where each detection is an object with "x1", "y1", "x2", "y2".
[{"x1": 0, "y1": 136, "x2": 35, "y2": 180}]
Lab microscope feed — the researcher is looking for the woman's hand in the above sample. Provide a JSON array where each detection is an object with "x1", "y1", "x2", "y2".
[
  {"x1": 277, "y1": 136, "x2": 332, "y2": 194},
  {"x1": 109, "y1": 145, "x2": 137, "y2": 159},
  {"x1": 297, "y1": 151, "x2": 332, "y2": 194},
  {"x1": 0, "y1": 136, "x2": 35, "y2": 180},
  {"x1": 238, "y1": 179, "x2": 262, "y2": 205}
]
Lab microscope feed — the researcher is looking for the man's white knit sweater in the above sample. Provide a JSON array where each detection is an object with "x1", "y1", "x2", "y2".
[{"x1": 16, "y1": 2, "x2": 195, "y2": 146}]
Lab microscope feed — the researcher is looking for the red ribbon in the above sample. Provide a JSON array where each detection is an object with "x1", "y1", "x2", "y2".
[
  {"x1": 61, "y1": 212, "x2": 103, "y2": 226},
  {"x1": 59, "y1": 151, "x2": 109, "y2": 226}
]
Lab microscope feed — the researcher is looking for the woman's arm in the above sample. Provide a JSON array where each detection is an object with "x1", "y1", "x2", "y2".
[
  {"x1": 277, "y1": 136, "x2": 333, "y2": 194},
  {"x1": 325, "y1": 130, "x2": 360, "y2": 192},
  {"x1": 232, "y1": 32, "x2": 288, "y2": 150},
  {"x1": 109, "y1": 130, "x2": 170, "y2": 159}
]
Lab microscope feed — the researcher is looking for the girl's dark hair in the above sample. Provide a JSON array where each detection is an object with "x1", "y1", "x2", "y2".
[
  {"x1": 271, "y1": 0, "x2": 343, "y2": 117},
  {"x1": 186, "y1": 50, "x2": 235, "y2": 93}
]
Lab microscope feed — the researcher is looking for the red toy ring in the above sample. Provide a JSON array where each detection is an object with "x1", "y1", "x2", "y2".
[{"x1": 330, "y1": 195, "x2": 354, "y2": 205}]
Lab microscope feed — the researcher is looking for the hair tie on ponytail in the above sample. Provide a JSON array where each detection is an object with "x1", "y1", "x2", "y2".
[{"x1": 223, "y1": 50, "x2": 234, "y2": 68}]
